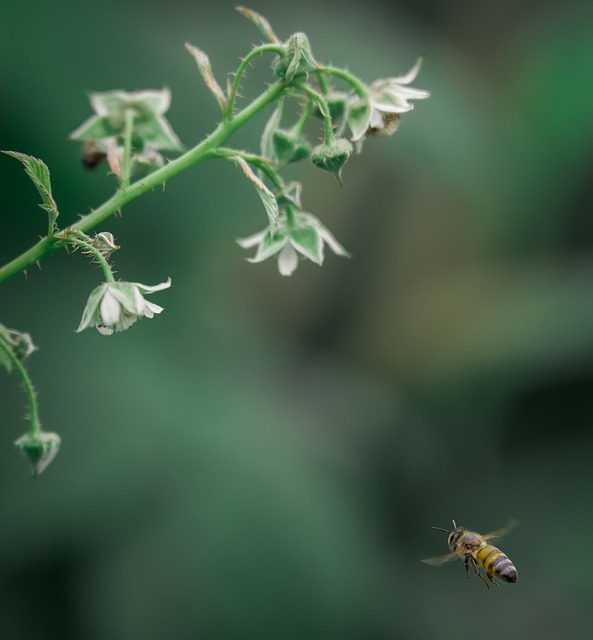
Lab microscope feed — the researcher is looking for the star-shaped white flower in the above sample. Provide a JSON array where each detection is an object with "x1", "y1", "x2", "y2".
[
  {"x1": 348, "y1": 58, "x2": 430, "y2": 142},
  {"x1": 70, "y1": 88, "x2": 182, "y2": 151},
  {"x1": 77, "y1": 279, "x2": 172, "y2": 335},
  {"x1": 237, "y1": 212, "x2": 350, "y2": 276}
]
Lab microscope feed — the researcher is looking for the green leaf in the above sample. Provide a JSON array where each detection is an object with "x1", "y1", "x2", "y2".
[
  {"x1": 235, "y1": 157, "x2": 279, "y2": 233},
  {"x1": 261, "y1": 104, "x2": 283, "y2": 160},
  {"x1": 185, "y1": 43, "x2": 227, "y2": 111},
  {"x1": 236, "y1": 7, "x2": 279, "y2": 43},
  {"x1": 2, "y1": 151, "x2": 59, "y2": 231}
]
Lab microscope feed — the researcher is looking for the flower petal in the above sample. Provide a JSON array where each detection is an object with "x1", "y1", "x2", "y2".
[
  {"x1": 142, "y1": 300, "x2": 165, "y2": 318},
  {"x1": 317, "y1": 225, "x2": 351, "y2": 257},
  {"x1": 236, "y1": 230, "x2": 267, "y2": 249},
  {"x1": 277, "y1": 243, "x2": 299, "y2": 276},
  {"x1": 99, "y1": 289, "x2": 123, "y2": 326},
  {"x1": 131, "y1": 278, "x2": 172, "y2": 294},
  {"x1": 391, "y1": 57, "x2": 424, "y2": 85},
  {"x1": 96, "y1": 324, "x2": 115, "y2": 336}
]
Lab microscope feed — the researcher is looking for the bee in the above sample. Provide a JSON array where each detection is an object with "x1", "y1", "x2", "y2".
[{"x1": 422, "y1": 520, "x2": 518, "y2": 589}]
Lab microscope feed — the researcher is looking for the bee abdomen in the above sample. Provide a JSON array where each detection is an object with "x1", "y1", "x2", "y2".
[{"x1": 478, "y1": 545, "x2": 518, "y2": 583}]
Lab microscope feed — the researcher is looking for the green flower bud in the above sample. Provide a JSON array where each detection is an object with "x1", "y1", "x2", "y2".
[
  {"x1": 274, "y1": 33, "x2": 317, "y2": 83},
  {"x1": 310, "y1": 138, "x2": 353, "y2": 183},
  {"x1": 271, "y1": 130, "x2": 311, "y2": 166},
  {"x1": 15, "y1": 431, "x2": 61, "y2": 476}
]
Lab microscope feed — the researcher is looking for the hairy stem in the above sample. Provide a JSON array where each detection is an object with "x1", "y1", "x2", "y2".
[
  {"x1": 0, "y1": 338, "x2": 41, "y2": 436},
  {"x1": 0, "y1": 80, "x2": 287, "y2": 285}
]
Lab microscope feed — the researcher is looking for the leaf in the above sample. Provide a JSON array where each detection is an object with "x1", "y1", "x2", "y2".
[
  {"x1": 185, "y1": 43, "x2": 227, "y2": 111},
  {"x1": 261, "y1": 103, "x2": 283, "y2": 160},
  {"x1": 235, "y1": 156, "x2": 279, "y2": 233},
  {"x1": 235, "y1": 7, "x2": 280, "y2": 43},
  {"x1": 2, "y1": 151, "x2": 59, "y2": 230}
]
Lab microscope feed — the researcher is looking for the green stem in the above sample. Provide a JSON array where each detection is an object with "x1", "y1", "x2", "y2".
[
  {"x1": 319, "y1": 65, "x2": 368, "y2": 98},
  {"x1": 285, "y1": 205, "x2": 296, "y2": 227},
  {"x1": 297, "y1": 84, "x2": 334, "y2": 143},
  {"x1": 315, "y1": 70, "x2": 330, "y2": 95},
  {"x1": 291, "y1": 98, "x2": 313, "y2": 137},
  {"x1": 121, "y1": 109, "x2": 136, "y2": 189},
  {"x1": 211, "y1": 148, "x2": 284, "y2": 189},
  {"x1": 0, "y1": 81, "x2": 287, "y2": 285},
  {"x1": 69, "y1": 232, "x2": 116, "y2": 282},
  {"x1": 0, "y1": 338, "x2": 41, "y2": 436},
  {"x1": 225, "y1": 43, "x2": 286, "y2": 121}
]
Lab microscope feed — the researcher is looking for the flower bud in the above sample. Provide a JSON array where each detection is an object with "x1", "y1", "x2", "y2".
[
  {"x1": 15, "y1": 431, "x2": 61, "y2": 476},
  {"x1": 271, "y1": 129, "x2": 311, "y2": 166},
  {"x1": 273, "y1": 33, "x2": 317, "y2": 82},
  {"x1": 310, "y1": 138, "x2": 353, "y2": 183}
]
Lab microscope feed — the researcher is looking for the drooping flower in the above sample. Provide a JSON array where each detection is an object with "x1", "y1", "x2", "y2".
[
  {"x1": 77, "y1": 279, "x2": 172, "y2": 335},
  {"x1": 348, "y1": 58, "x2": 430, "y2": 144},
  {"x1": 70, "y1": 88, "x2": 182, "y2": 151},
  {"x1": 237, "y1": 211, "x2": 350, "y2": 276}
]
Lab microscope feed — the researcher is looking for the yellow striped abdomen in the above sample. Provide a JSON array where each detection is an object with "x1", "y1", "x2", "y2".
[{"x1": 477, "y1": 544, "x2": 517, "y2": 583}]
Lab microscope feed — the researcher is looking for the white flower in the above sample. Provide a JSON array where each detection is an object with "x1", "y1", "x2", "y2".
[
  {"x1": 348, "y1": 58, "x2": 430, "y2": 142},
  {"x1": 237, "y1": 212, "x2": 350, "y2": 276},
  {"x1": 77, "y1": 279, "x2": 172, "y2": 335}
]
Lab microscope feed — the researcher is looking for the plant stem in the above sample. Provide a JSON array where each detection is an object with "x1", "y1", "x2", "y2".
[
  {"x1": 320, "y1": 65, "x2": 368, "y2": 98},
  {"x1": 0, "y1": 80, "x2": 287, "y2": 285},
  {"x1": 69, "y1": 233, "x2": 115, "y2": 282},
  {"x1": 225, "y1": 43, "x2": 285, "y2": 121},
  {"x1": 121, "y1": 109, "x2": 135, "y2": 189},
  {"x1": 297, "y1": 84, "x2": 334, "y2": 143},
  {"x1": 0, "y1": 338, "x2": 41, "y2": 436}
]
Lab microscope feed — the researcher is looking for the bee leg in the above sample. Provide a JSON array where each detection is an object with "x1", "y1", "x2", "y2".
[
  {"x1": 487, "y1": 573, "x2": 498, "y2": 587},
  {"x1": 464, "y1": 556, "x2": 470, "y2": 579},
  {"x1": 469, "y1": 556, "x2": 490, "y2": 589}
]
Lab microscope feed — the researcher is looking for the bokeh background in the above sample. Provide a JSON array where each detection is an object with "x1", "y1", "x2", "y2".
[{"x1": 2, "y1": 0, "x2": 593, "y2": 638}]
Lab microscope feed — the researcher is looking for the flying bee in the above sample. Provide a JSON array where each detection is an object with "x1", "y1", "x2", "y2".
[{"x1": 422, "y1": 520, "x2": 518, "y2": 589}]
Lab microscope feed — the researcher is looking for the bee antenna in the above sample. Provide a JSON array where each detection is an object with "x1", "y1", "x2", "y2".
[
  {"x1": 431, "y1": 526, "x2": 450, "y2": 534},
  {"x1": 452, "y1": 519, "x2": 457, "y2": 529}
]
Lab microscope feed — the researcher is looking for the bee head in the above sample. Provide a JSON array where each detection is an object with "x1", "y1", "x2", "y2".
[{"x1": 431, "y1": 519, "x2": 465, "y2": 550}]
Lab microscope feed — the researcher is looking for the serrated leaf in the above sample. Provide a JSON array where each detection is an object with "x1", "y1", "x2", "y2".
[
  {"x1": 236, "y1": 7, "x2": 280, "y2": 43},
  {"x1": 235, "y1": 156, "x2": 279, "y2": 233},
  {"x1": 2, "y1": 151, "x2": 59, "y2": 230},
  {"x1": 185, "y1": 43, "x2": 226, "y2": 111}
]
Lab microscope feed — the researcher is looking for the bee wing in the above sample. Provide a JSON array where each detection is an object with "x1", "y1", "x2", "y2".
[
  {"x1": 482, "y1": 519, "x2": 519, "y2": 542},
  {"x1": 421, "y1": 552, "x2": 457, "y2": 566}
]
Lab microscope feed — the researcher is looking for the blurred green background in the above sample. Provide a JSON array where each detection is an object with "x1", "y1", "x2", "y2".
[{"x1": 2, "y1": 0, "x2": 593, "y2": 638}]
